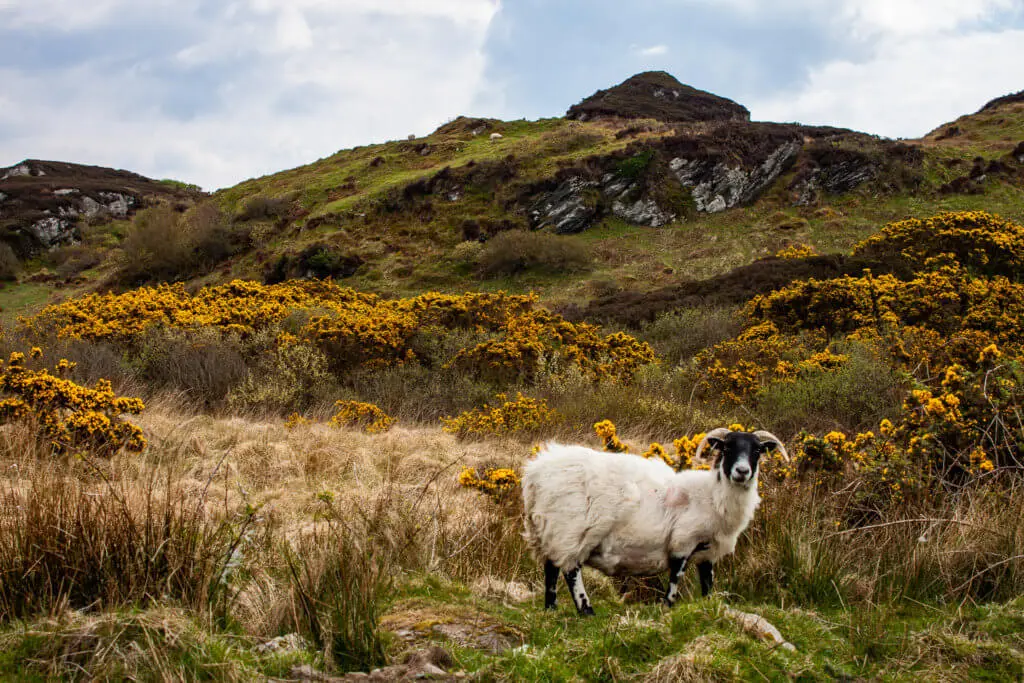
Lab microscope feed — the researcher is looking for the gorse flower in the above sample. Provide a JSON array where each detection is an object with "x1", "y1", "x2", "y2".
[
  {"x1": 329, "y1": 401, "x2": 395, "y2": 434},
  {"x1": 442, "y1": 394, "x2": 559, "y2": 438},
  {"x1": 0, "y1": 350, "x2": 146, "y2": 455}
]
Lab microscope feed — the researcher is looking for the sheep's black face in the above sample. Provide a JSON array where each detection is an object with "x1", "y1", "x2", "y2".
[{"x1": 708, "y1": 432, "x2": 772, "y2": 487}]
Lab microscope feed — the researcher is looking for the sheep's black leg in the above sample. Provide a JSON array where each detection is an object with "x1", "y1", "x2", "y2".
[
  {"x1": 664, "y1": 554, "x2": 689, "y2": 606},
  {"x1": 563, "y1": 565, "x2": 595, "y2": 616},
  {"x1": 697, "y1": 561, "x2": 714, "y2": 597},
  {"x1": 544, "y1": 560, "x2": 559, "y2": 610}
]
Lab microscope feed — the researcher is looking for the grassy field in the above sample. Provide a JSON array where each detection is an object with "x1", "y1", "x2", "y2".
[{"x1": 2, "y1": 405, "x2": 1023, "y2": 681}]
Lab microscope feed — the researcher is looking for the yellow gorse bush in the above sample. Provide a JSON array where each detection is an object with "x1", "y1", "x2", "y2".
[
  {"x1": 329, "y1": 400, "x2": 395, "y2": 434},
  {"x1": 442, "y1": 393, "x2": 559, "y2": 438},
  {"x1": 22, "y1": 280, "x2": 654, "y2": 382},
  {"x1": 457, "y1": 466, "x2": 522, "y2": 503},
  {"x1": 0, "y1": 351, "x2": 146, "y2": 455},
  {"x1": 775, "y1": 244, "x2": 817, "y2": 259}
]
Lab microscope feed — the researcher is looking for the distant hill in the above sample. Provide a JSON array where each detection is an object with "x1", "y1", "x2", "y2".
[
  {"x1": 979, "y1": 90, "x2": 1024, "y2": 113},
  {"x1": 566, "y1": 71, "x2": 750, "y2": 124},
  {"x1": 1, "y1": 73, "x2": 1023, "y2": 325},
  {"x1": 0, "y1": 159, "x2": 202, "y2": 256}
]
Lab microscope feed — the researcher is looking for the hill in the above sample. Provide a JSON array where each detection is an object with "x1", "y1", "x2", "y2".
[
  {"x1": 1, "y1": 75, "x2": 1023, "y2": 322},
  {"x1": 0, "y1": 159, "x2": 201, "y2": 256},
  {"x1": 566, "y1": 70, "x2": 750, "y2": 123}
]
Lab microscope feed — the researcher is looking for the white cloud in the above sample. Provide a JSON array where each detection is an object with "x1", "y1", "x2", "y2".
[
  {"x1": 638, "y1": 44, "x2": 669, "y2": 56},
  {"x1": 749, "y1": 28, "x2": 1024, "y2": 137},
  {"x1": 841, "y1": 0, "x2": 1018, "y2": 37},
  {"x1": 0, "y1": 0, "x2": 501, "y2": 189},
  {"x1": 683, "y1": 0, "x2": 1019, "y2": 37}
]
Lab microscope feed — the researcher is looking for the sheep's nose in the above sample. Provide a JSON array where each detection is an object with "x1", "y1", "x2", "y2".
[{"x1": 733, "y1": 465, "x2": 750, "y2": 479}]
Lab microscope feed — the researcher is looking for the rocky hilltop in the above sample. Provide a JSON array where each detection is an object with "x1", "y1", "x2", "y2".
[
  {"x1": 566, "y1": 71, "x2": 750, "y2": 123},
  {"x1": 0, "y1": 160, "x2": 201, "y2": 256}
]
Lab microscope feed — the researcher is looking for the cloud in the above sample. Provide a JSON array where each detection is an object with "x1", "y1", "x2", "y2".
[
  {"x1": 840, "y1": 0, "x2": 1020, "y2": 37},
  {"x1": 0, "y1": 0, "x2": 501, "y2": 189},
  {"x1": 749, "y1": 28, "x2": 1024, "y2": 137},
  {"x1": 638, "y1": 44, "x2": 668, "y2": 56}
]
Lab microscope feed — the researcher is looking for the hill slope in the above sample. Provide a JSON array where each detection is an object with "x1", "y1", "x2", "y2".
[{"x1": 2, "y1": 76, "x2": 1024, "y2": 322}]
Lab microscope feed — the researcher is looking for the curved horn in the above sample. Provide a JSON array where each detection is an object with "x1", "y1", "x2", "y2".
[
  {"x1": 694, "y1": 427, "x2": 732, "y2": 462},
  {"x1": 753, "y1": 430, "x2": 789, "y2": 462}
]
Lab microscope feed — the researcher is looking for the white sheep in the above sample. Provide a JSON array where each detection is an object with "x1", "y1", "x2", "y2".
[
  {"x1": 522, "y1": 428, "x2": 787, "y2": 615},
  {"x1": 490, "y1": 133, "x2": 504, "y2": 141}
]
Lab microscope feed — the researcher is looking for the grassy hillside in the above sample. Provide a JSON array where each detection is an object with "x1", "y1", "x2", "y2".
[{"x1": 2, "y1": 94, "x2": 1023, "y2": 322}]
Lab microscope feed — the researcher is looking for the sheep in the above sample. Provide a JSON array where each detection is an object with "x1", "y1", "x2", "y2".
[
  {"x1": 521, "y1": 428, "x2": 787, "y2": 615},
  {"x1": 490, "y1": 132, "x2": 504, "y2": 141}
]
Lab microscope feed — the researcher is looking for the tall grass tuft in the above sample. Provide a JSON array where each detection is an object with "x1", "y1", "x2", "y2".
[
  {"x1": 0, "y1": 461, "x2": 250, "y2": 623},
  {"x1": 283, "y1": 499, "x2": 397, "y2": 673}
]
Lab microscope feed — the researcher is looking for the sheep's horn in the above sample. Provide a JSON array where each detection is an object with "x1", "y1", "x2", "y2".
[
  {"x1": 694, "y1": 428, "x2": 732, "y2": 462},
  {"x1": 753, "y1": 430, "x2": 789, "y2": 462}
]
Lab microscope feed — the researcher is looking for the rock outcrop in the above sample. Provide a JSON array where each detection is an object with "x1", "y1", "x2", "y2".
[
  {"x1": 528, "y1": 123, "x2": 817, "y2": 232},
  {"x1": 0, "y1": 159, "x2": 200, "y2": 254}
]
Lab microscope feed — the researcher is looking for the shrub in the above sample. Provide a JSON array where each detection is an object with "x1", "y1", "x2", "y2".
[
  {"x1": 0, "y1": 243, "x2": 20, "y2": 281},
  {"x1": 135, "y1": 327, "x2": 249, "y2": 407},
  {"x1": 0, "y1": 350, "x2": 146, "y2": 455},
  {"x1": 441, "y1": 393, "x2": 560, "y2": 438},
  {"x1": 329, "y1": 400, "x2": 395, "y2": 434},
  {"x1": 640, "y1": 306, "x2": 742, "y2": 365},
  {"x1": 457, "y1": 467, "x2": 521, "y2": 503},
  {"x1": 853, "y1": 211, "x2": 1024, "y2": 279},
  {"x1": 229, "y1": 342, "x2": 334, "y2": 415},
  {"x1": 236, "y1": 196, "x2": 292, "y2": 222},
  {"x1": 751, "y1": 340, "x2": 905, "y2": 438},
  {"x1": 119, "y1": 203, "x2": 235, "y2": 284},
  {"x1": 775, "y1": 244, "x2": 817, "y2": 259},
  {"x1": 477, "y1": 231, "x2": 591, "y2": 278},
  {"x1": 49, "y1": 244, "x2": 103, "y2": 279}
]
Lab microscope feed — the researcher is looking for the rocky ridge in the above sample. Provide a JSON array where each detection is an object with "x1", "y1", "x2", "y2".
[{"x1": 0, "y1": 159, "x2": 201, "y2": 255}]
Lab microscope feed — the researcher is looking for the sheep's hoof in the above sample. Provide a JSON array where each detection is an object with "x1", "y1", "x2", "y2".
[{"x1": 544, "y1": 604, "x2": 557, "y2": 611}]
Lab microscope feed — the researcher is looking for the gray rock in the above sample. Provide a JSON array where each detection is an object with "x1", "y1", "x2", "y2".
[
  {"x1": 671, "y1": 140, "x2": 802, "y2": 213},
  {"x1": 793, "y1": 158, "x2": 880, "y2": 206},
  {"x1": 529, "y1": 176, "x2": 600, "y2": 234},
  {"x1": 27, "y1": 216, "x2": 78, "y2": 248},
  {"x1": 1, "y1": 163, "x2": 37, "y2": 180},
  {"x1": 54, "y1": 188, "x2": 79, "y2": 196},
  {"x1": 255, "y1": 632, "x2": 309, "y2": 655},
  {"x1": 97, "y1": 191, "x2": 135, "y2": 217},
  {"x1": 612, "y1": 198, "x2": 675, "y2": 227}
]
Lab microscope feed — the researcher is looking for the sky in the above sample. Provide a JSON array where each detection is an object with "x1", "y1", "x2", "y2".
[{"x1": 1, "y1": 0, "x2": 1022, "y2": 190}]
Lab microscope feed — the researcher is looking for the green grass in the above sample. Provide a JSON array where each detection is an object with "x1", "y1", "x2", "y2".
[
  {"x1": 10, "y1": 576, "x2": 1022, "y2": 681},
  {"x1": 0, "y1": 282, "x2": 54, "y2": 328}
]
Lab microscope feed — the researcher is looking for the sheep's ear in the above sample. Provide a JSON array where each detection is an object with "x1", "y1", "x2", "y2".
[
  {"x1": 706, "y1": 438, "x2": 725, "y2": 468},
  {"x1": 665, "y1": 485, "x2": 690, "y2": 509},
  {"x1": 752, "y1": 430, "x2": 789, "y2": 461}
]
